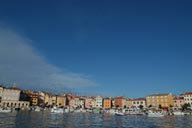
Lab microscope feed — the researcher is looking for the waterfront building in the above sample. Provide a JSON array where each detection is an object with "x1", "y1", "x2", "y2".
[
  {"x1": 1, "y1": 100, "x2": 29, "y2": 108},
  {"x1": 95, "y1": 96, "x2": 103, "y2": 108},
  {"x1": 52, "y1": 95, "x2": 57, "y2": 105},
  {"x1": 146, "y1": 93, "x2": 173, "y2": 109},
  {"x1": 21, "y1": 90, "x2": 39, "y2": 106},
  {"x1": 173, "y1": 96, "x2": 184, "y2": 109},
  {"x1": 56, "y1": 95, "x2": 66, "y2": 107},
  {"x1": 91, "y1": 97, "x2": 96, "y2": 108},
  {"x1": 103, "y1": 98, "x2": 112, "y2": 109},
  {"x1": 65, "y1": 94, "x2": 77, "y2": 106},
  {"x1": 0, "y1": 85, "x2": 4, "y2": 103},
  {"x1": 126, "y1": 98, "x2": 132, "y2": 108},
  {"x1": 38, "y1": 91, "x2": 45, "y2": 106},
  {"x1": 2, "y1": 86, "x2": 21, "y2": 101},
  {"x1": 73, "y1": 97, "x2": 85, "y2": 108},
  {"x1": 181, "y1": 92, "x2": 192, "y2": 109},
  {"x1": 131, "y1": 98, "x2": 146, "y2": 108},
  {"x1": 85, "y1": 97, "x2": 94, "y2": 109},
  {"x1": 69, "y1": 98, "x2": 75, "y2": 107},
  {"x1": 43, "y1": 92, "x2": 50, "y2": 106},
  {"x1": 69, "y1": 96, "x2": 84, "y2": 108},
  {"x1": 113, "y1": 96, "x2": 126, "y2": 108},
  {"x1": 1, "y1": 85, "x2": 29, "y2": 108},
  {"x1": 43, "y1": 93, "x2": 54, "y2": 106}
]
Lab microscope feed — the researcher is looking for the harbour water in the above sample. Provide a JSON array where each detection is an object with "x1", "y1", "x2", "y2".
[{"x1": 0, "y1": 111, "x2": 192, "y2": 128}]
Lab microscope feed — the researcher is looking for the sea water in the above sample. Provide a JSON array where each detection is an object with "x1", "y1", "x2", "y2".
[{"x1": 0, "y1": 111, "x2": 192, "y2": 128}]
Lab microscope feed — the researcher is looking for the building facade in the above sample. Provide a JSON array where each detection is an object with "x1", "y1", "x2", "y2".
[
  {"x1": 56, "y1": 95, "x2": 66, "y2": 107},
  {"x1": 131, "y1": 98, "x2": 146, "y2": 108},
  {"x1": 146, "y1": 93, "x2": 173, "y2": 109},
  {"x1": 2, "y1": 87, "x2": 21, "y2": 101},
  {"x1": 95, "y1": 96, "x2": 103, "y2": 108},
  {"x1": 85, "y1": 97, "x2": 93, "y2": 109},
  {"x1": 181, "y1": 92, "x2": 192, "y2": 108},
  {"x1": 173, "y1": 96, "x2": 184, "y2": 108},
  {"x1": 103, "y1": 98, "x2": 112, "y2": 109},
  {"x1": 113, "y1": 96, "x2": 126, "y2": 108},
  {"x1": 1, "y1": 86, "x2": 29, "y2": 108},
  {"x1": 0, "y1": 85, "x2": 4, "y2": 103}
]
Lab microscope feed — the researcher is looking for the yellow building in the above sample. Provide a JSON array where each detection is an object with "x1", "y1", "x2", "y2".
[
  {"x1": 56, "y1": 95, "x2": 66, "y2": 107},
  {"x1": 146, "y1": 93, "x2": 173, "y2": 108},
  {"x1": 30, "y1": 94, "x2": 38, "y2": 106},
  {"x1": 103, "y1": 98, "x2": 111, "y2": 109},
  {"x1": 44, "y1": 92, "x2": 53, "y2": 106},
  {"x1": 126, "y1": 98, "x2": 132, "y2": 108}
]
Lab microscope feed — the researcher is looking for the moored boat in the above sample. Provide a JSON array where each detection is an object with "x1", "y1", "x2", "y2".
[
  {"x1": 0, "y1": 108, "x2": 11, "y2": 113},
  {"x1": 147, "y1": 110, "x2": 164, "y2": 117},
  {"x1": 115, "y1": 111, "x2": 124, "y2": 116},
  {"x1": 51, "y1": 106, "x2": 64, "y2": 113},
  {"x1": 173, "y1": 111, "x2": 184, "y2": 115}
]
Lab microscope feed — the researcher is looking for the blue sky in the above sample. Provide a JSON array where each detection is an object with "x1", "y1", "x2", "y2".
[{"x1": 0, "y1": 0, "x2": 192, "y2": 97}]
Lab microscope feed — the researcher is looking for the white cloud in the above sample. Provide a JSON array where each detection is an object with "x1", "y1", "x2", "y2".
[{"x1": 0, "y1": 27, "x2": 95, "y2": 93}]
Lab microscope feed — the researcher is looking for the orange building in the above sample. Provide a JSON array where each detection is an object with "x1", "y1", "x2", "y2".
[
  {"x1": 146, "y1": 93, "x2": 173, "y2": 109},
  {"x1": 113, "y1": 96, "x2": 126, "y2": 108},
  {"x1": 103, "y1": 98, "x2": 111, "y2": 109}
]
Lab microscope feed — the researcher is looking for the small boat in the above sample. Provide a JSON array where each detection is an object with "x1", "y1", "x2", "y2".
[
  {"x1": 34, "y1": 106, "x2": 41, "y2": 112},
  {"x1": 147, "y1": 110, "x2": 164, "y2": 117},
  {"x1": 173, "y1": 111, "x2": 184, "y2": 115},
  {"x1": 51, "y1": 106, "x2": 64, "y2": 113},
  {"x1": 0, "y1": 108, "x2": 11, "y2": 113},
  {"x1": 115, "y1": 111, "x2": 124, "y2": 116}
]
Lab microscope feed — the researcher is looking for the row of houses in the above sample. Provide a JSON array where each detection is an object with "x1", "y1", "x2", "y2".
[
  {"x1": 0, "y1": 84, "x2": 192, "y2": 110},
  {"x1": 0, "y1": 85, "x2": 30, "y2": 108}
]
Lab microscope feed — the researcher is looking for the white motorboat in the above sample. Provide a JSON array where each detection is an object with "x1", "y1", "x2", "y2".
[
  {"x1": 115, "y1": 111, "x2": 124, "y2": 116},
  {"x1": 109, "y1": 109, "x2": 116, "y2": 114},
  {"x1": 147, "y1": 110, "x2": 164, "y2": 117},
  {"x1": 173, "y1": 111, "x2": 184, "y2": 115},
  {"x1": 51, "y1": 106, "x2": 64, "y2": 113},
  {"x1": 34, "y1": 106, "x2": 41, "y2": 112},
  {"x1": 0, "y1": 108, "x2": 11, "y2": 113}
]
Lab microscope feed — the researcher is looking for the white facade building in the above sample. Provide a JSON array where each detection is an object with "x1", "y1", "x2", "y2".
[
  {"x1": 2, "y1": 87, "x2": 21, "y2": 101},
  {"x1": 131, "y1": 98, "x2": 146, "y2": 108},
  {"x1": 95, "y1": 96, "x2": 103, "y2": 108},
  {"x1": 181, "y1": 92, "x2": 192, "y2": 108},
  {"x1": 0, "y1": 85, "x2": 4, "y2": 101}
]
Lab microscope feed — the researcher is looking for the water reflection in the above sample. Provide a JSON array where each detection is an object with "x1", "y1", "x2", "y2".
[
  {"x1": 0, "y1": 112, "x2": 17, "y2": 128},
  {"x1": 0, "y1": 112, "x2": 192, "y2": 128}
]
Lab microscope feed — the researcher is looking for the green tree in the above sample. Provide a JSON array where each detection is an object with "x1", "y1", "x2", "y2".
[
  {"x1": 148, "y1": 104, "x2": 152, "y2": 108},
  {"x1": 139, "y1": 105, "x2": 143, "y2": 110},
  {"x1": 182, "y1": 103, "x2": 190, "y2": 111},
  {"x1": 158, "y1": 104, "x2": 162, "y2": 109},
  {"x1": 169, "y1": 104, "x2": 173, "y2": 108}
]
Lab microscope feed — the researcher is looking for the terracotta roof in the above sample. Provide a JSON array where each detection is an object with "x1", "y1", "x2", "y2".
[
  {"x1": 173, "y1": 96, "x2": 184, "y2": 100},
  {"x1": 7, "y1": 86, "x2": 21, "y2": 90},
  {"x1": 103, "y1": 97, "x2": 111, "y2": 100},
  {"x1": 114, "y1": 96, "x2": 126, "y2": 99},
  {"x1": 147, "y1": 93, "x2": 171, "y2": 97},
  {"x1": 181, "y1": 92, "x2": 192, "y2": 95},
  {"x1": 132, "y1": 98, "x2": 146, "y2": 101}
]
